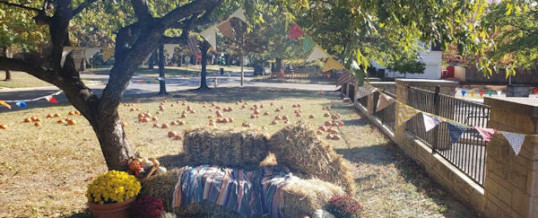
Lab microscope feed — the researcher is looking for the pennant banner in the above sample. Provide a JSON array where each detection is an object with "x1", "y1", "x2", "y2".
[
  {"x1": 102, "y1": 47, "x2": 114, "y2": 61},
  {"x1": 289, "y1": 24, "x2": 304, "y2": 39},
  {"x1": 306, "y1": 47, "x2": 327, "y2": 62},
  {"x1": 200, "y1": 26, "x2": 217, "y2": 49},
  {"x1": 15, "y1": 101, "x2": 27, "y2": 108},
  {"x1": 217, "y1": 20, "x2": 235, "y2": 39},
  {"x1": 397, "y1": 104, "x2": 419, "y2": 126},
  {"x1": 229, "y1": 8, "x2": 246, "y2": 22},
  {"x1": 322, "y1": 58, "x2": 345, "y2": 72},
  {"x1": 188, "y1": 36, "x2": 201, "y2": 55},
  {"x1": 423, "y1": 113, "x2": 441, "y2": 132},
  {"x1": 45, "y1": 96, "x2": 58, "y2": 104},
  {"x1": 0, "y1": 100, "x2": 11, "y2": 110},
  {"x1": 3, "y1": 90, "x2": 63, "y2": 103},
  {"x1": 376, "y1": 93, "x2": 396, "y2": 112},
  {"x1": 163, "y1": 44, "x2": 177, "y2": 56},
  {"x1": 303, "y1": 37, "x2": 315, "y2": 53},
  {"x1": 337, "y1": 71, "x2": 350, "y2": 87},
  {"x1": 355, "y1": 85, "x2": 377, "y2": 100},
  {"x1": 447, "y1": 122, "x2": 469, "y2": 144},
  {"x1": 501, "y1": 131, "x2": 526, "y2": 155},
  {"x1": 474, "y1": 127, "x2": 497, "y2": 143},
  {"x1": 84, "y1": 48, "x2": 101, "y2": 63}
]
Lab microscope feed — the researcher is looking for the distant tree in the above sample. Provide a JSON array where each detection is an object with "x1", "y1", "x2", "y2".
[{"x1": 386, "y1": 52, "x2": 426, "y2": 78}]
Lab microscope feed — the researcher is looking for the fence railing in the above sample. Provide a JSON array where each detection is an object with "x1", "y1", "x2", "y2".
[
  {"x1": 406, "y1": 86, "x2": 489, "y2": 185},
  {"x1": 372, "y1": 90, "x2": 396, "y2": 131}
]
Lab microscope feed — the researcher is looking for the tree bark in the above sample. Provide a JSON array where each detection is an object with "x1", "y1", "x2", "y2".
[
  {"x1": 90, "y1": 111, "x2": 133, "y2": 171},
  {"x1": 158, "y1": 45, "x2": 168, "y2": 95},
  {"x1": 198, "y1": 41, "x2": 210, "y2": 89},
  {"x1": 3, "y1": 47, "x2": 11, "y2": 81}
]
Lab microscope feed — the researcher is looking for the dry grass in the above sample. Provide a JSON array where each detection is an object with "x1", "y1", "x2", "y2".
[{"x1": 0, "y1": 87, "x2": 477, "y2": 217}]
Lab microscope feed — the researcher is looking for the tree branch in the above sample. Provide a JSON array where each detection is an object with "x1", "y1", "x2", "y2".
[
  {"x1": 0, "y1": 0, "x2": 41, "y2": 12},
  {"x1": 0, "y1": 56, "x2": 59, "y2": 85},
  {"x1": 159, "y1": 0, "x2": 221, "y2": 28},
  {"x1": 130, "y1": 0, "x2": 152, "y2": 21},
  {"x1": 72, "y1": 0, "x2": 98, "y2": 17}
]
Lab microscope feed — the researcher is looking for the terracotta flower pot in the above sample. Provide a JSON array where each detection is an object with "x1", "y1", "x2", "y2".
[{"x1": 88, "y1": 197, "x2": 135, "y2": 218}]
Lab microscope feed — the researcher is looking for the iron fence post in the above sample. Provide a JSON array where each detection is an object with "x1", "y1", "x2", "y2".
[{"x1": 433, "y1": 86, "x2": 441, "y2": 154}]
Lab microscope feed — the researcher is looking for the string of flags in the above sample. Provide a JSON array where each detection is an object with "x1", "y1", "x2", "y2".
[
  {"x1": 355, "y1": 85, "x2": 534, "y2": 156},
  {"x1": 0, "y1": 90, "x2": 62, "y2": 110}
]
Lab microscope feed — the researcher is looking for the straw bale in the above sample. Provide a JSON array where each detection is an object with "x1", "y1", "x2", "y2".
[
  {"x1": 173, "y1": 202, "x2": 244, "y2": 218},
  {"x1": 140, "y1": 169, "x2": 182, "y2": 211},
  {"x1": 269, "y1": 122, "x2": 356, "y2": 194},
  {"x1": 280, "y1": 177, "x2": 345, "y2": 217},
  {"x1": 183, "y1": 128, "x2": 269, "y2": 170}
]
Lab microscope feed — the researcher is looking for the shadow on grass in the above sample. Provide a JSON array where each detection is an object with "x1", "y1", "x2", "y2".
[
  {"x1": 64, "y1": 208, "x2": 92, "y2": 218},
  {"x1": 336, "y1": 141, "x2": 479, "y2": 217}
]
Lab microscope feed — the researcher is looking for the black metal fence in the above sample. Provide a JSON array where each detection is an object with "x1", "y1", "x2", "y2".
[
  {"x1": 406, "y1": 86, "x2": 489, "y2": 185},
  {"x1": 372, "y1": 90, "x2": 396, "y2": 131}
]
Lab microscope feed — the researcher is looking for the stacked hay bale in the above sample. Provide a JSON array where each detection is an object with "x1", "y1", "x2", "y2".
[
  {"x1": 183, "y1": 128, "x2": 269, "y2": 170},
  {"x1": 280, "y1": 177, "x2": 345, "y2": 217},
  {"x1": 140, "y1": 169, "x2": 182, "y2": 211},
  {"x1": 268, "y1": 122, "x2": 356, "y2": 194}
]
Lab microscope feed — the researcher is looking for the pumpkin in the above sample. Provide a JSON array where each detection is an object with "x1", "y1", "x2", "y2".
[
  {"x1": 0, "y1": 124, "x2": 8, "y2": 130},
  {"x1": 272, "y1": 120, "x2": 279, "y2": 125},
  {"x1": 181, "y1": 114, "x2": 187, "y2": 118},
  {"x1": 53, "y1": 113, "x2": 60, "y2": 118},
  {"x1": 264, "y1": 112, "x2": 270, "y2": 116},
  {"x1": 324, "y1": 112, "x2": 331, "y2": 117},
  {"x1": 254, "y1": 110, "x2": 260, "y2": 115},
  {"x1": 47, "y1": 114, "x2": 53, "y2": 118},
  {"x1": 293, "y1": 104, "x2": 297, "y2": 108},
  {"x1": 281, "y1": 115, "x2": 289, "y2": 120},
  {"x1": 178, "y1": 120, "x2": 185, "y2": 126},
  {"x1": 274, "y1": 116, "x2": 281, "y2": 120},
  {"x1": 34, "y1": 122, "x2": 41, "y2": 127},
  {"x1": 153, "y1": 124, "x2": 159, "y2": 128},
  {"x1": 161, "y1": 124, "x2": 169, "y2": 129},
  {"x1": 68, "y1": 111, "x2": 75, "y2": 116},
  {"x1": 250, "y1": 114, "x2": 256, "y2": 119},
  {"x1": 67, "y1": 119, "x2": 77, "y2": 125},
  {"x1": 316, "y1": 130, "x2": 323, "y2": 135},
  {"x1": 121, "y1": 122, "x2": 127, "y2": 127},
  {"x1": 228, "y1": 118, "x2": 234, "y2": 123},
  {"x1": 309, "y1": 115, "x2": 315, "y2": 119},
  {"x1": 174, "y1": 135, "x2": 183, "y2": 141},
  {"x1": 324, "y1": 121, "x2": 332, "y2": 127},
  {"x1": 152, "y1": 117, "x2": 158, "y2": 122},
  {"x1": 74, "y1": 111, "x2": 80, "y2": 115},
  {"x1": 24, "y1": 118, "x2": 31, "y2": 123},
  {"x1": 57, "y1": 120, "x2": 66, "y2": 124},
  {"x1": 168, "y1": 131, "x2": 177, "y2": 138}
]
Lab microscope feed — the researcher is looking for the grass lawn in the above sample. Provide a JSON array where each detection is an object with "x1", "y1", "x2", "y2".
[
  {"x1": 0, "y1": 87, "x2": 476, "y2": 217},
  {"x1": 0, "y1": 71, "x2": 104, "y2": 89}
]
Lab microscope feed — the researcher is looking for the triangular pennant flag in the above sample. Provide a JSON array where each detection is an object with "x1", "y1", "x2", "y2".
[
  {"x1": 84, "y1": 48, "x2": 101, "y2": 64},
  {"x1": 217, "y1": 20, "x2": 235, "y2": 39},
  {"x1": 355, "y1": 85, "x2": 377, "y2": 100},
  {"x1": 229, "y1": 8, "x2": 246, "y2": 22},
  {"x1": 501, "y1": 131, "x2": 526, "y2": 155},
  {"x1": 187, "y1": 36, "x2": 200, "y2": 55},
  {"x1": 102, "y1": 47, "x2": 114, "y2": 61},
  {"x1": 447, "y1": 122, "x2": 469, "y2": 144},
  {"x1": 45, "y1": 96, "x2": 58, "y2": 104},
  {"x1": 0, "y1": 100, "x2": 11, "y2": 110},
  {"x1": 306, "y1": 47, "x2": 327, "y2": 62},
  {"x1": 303, "y1": 37, "x2": 315, "y2": 53},
  {"x1": 15, "y1": 101, "x2": 27, "y2": 108},
  {"x1": 163, "y1": 44, "x2": 177, "y2": 56},
  {"x1": 322, "y1": 58, "x2": 345, "y2": 72},
  {"x1": 376, "y1": 93, "x2": 396, "y2": 112},
  {"x1": 200, "y1": 26, "x2": 217, "y2": 49},
  {"x1": 397, "y1": 104, "x2": 419, "y2": 126},
  {"x1": 289, "y1": 24, "x2": 304, "y2": 39},
  {"x1": 422, "y1": 113, "x2": 441, "y2": 132},
  {"x1": 461, "y1": 90, "x2": 466, "y2": 97},
  {"x1": 474, "y1": 127, "x2": 497, "y2": 143}
]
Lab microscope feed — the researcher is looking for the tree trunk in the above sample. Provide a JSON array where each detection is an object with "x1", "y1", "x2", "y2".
[
  {"x1": 149, "y1": 50, "x2": 157, "y2": 70},
  {"x1": 3, "y1": 48, "x2": 10, "y2": 81},
  {"x1": 4, "y1": 70, "x2": 10, "y2": 81},
  {"x1": 158, "y1": 45, "x2": 168, "y2": 95},
  {"x1": 90, "y1": 111, "x2": 133, "y2": 171},
  {"x1": 275, "y1": 57, "x2": 282, "y2": 73},
  {"x1": 198, "y1": 41, "x2": 210, "y2": 90}
]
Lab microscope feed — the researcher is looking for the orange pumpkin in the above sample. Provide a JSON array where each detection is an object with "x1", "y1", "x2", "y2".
[
  {"x1": 228, "y1": 118, "x2": 234, "y2": 123},
  {"x1": 181, "y1": 114, "x2": 187, "y2": 118},
  {"x1": 309, "y1": 115, "x2": 315, "y2": 119},
  {"x1": 264, "y1": 112, "x2": 270, "y2": 116},
  {"x1": 67, "y1": 119, "x2": 77, "y2": 125},
  {"x1": 24, "y1": 118, "x2": 31, "y2": 123},
  {"x1": 53, "y1": 113, "x2": 60, "y2": 118},
  {"x1": 168, "y1": 131, "x2": 177, "y2": 138},
  {"x1": 175, "y1": 135, "x2": 183, "y2": 141},
  {"x1": 324, "y1": 112, "x2": 331, "y2": 117},
  {"x1": 281, "y1": 115, "x2": 289, "y2": 120},
  {"x1": 68, "y1": 111, "x2": 75, "y2": 116},
  {"x1": 34, "y1": 122, "x2": 41, "y2": 127},
  {"x1": 0, "y1": 124, "x2": 7, "y2": 130},
  {"x1": 161, "y1": 124, "x2": 169, "y2": 129}
]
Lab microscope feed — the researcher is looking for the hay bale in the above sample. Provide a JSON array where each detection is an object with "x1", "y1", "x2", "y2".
[
  {"x1": 173, "y1": 202, "x2": 245, "y2": 218},
  {"x1": 280, "y1": 177, "x2": 345, "y2": 217},
  {"x1": 183, "y1": 128, "x2": 269, "y2": 170},
  {"x1": 268, "y1": 122, "x2": 356, "y2": 194},
  {"x1": 140, "y1": 169, "x2": 182, "y2": 211}
]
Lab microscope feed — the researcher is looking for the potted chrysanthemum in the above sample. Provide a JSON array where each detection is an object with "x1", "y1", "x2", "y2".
[{"x1": 86, "y1": 170, "x2": 141, "y2": 218}]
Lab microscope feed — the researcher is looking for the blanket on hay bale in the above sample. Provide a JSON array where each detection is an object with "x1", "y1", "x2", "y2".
[{"x1": 141, "y1": 165, "x2": 344, "y2": 218}]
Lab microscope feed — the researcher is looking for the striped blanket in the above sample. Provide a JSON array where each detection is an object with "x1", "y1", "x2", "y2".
[{"x1": 172, "y1": 165, "x2": 293, "y2": 218}]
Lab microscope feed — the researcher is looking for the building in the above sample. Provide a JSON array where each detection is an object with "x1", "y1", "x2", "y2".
[{"x1": 371, "y1": 42, "x2": 443, "y2": 79}]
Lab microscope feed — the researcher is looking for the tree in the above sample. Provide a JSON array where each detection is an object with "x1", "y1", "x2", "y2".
[
  {"x1": 0, "y1": 0, "x2": 48, "y2": 81},
  {"x1": 386, "y1": 51, "x2": 426, "y2": 78},
  {"x1": 0, "y1": 0, "x2": 224, "y2": 170},
  {"x1": 0, "y1": 0, "x2": 495, "y2": 171},
  {"x1": 479, "y1": 1, "x2": 538, "y2": 76}
]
